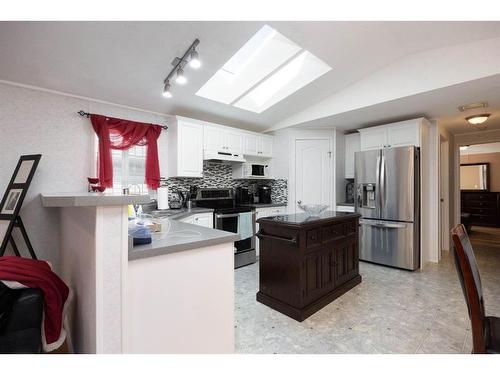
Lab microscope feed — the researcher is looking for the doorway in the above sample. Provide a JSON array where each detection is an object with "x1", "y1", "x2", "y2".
[
  {"x1": 458, "y1": 142, "x2": 500, "y2": 241},
  {"x1": 291, "y1": 135, "x2": 334, "y2": 213}
]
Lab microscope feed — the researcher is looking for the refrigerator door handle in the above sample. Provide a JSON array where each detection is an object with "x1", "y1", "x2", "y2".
[
  {"x1": 375, "y1": 153, "x2": 381, "y2": 217},
  {"x1": 380, "y1": 154, "x2": 386, "y2": 214},
  {"x1": 359, "y1": 219, "x2": 407, "y2": 229}
]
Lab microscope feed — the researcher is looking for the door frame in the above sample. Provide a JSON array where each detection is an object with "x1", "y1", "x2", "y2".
[
  {"x1": 453, "y1": 129, "x2": 500, "y2": 227},
  {"x1": 288, "y1": 130, "x2": 335, "y2": 213},
  {"x1": 439, "y1": 136, "x2": 450, "y2": 253}
]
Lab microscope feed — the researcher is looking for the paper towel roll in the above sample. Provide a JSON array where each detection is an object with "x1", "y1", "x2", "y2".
[{"x1": 157, "y1": 187, "x2": 169, "y2": 210}]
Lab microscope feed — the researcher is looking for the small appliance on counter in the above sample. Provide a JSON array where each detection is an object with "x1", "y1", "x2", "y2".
[
  {"x1": 235, "y1": 186, "x2": 253, "y2": 204},
  {"x1": 258, "y1": 186, "x2": 272, "y2": 204}
]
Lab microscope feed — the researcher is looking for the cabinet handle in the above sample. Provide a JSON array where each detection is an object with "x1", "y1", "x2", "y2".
[{"x1": 256, "y1": 230, "x2": 298, "y2": 246}]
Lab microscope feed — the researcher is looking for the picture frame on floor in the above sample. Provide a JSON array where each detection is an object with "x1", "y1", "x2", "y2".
[{"x1": 0, "y1": 154, "x2": 42, "y2": 258}]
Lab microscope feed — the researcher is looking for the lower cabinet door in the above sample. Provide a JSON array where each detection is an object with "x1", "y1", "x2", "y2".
[
  {"x1": 302, "y1": 250, "x2": 335, "y2": 305},
  {"x1": 335, "y1": 238, "x2": 359, "y2": 286}
]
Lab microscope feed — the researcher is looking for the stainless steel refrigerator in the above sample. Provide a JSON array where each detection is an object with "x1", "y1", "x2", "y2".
[{"x1": 354, "y1": 146, "x2": 420, "y2": 270}]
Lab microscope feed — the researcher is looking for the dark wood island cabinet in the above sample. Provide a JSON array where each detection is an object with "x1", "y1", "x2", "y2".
[{"x1": 256, "y1": 211, "x2": 362, "y2": 322}]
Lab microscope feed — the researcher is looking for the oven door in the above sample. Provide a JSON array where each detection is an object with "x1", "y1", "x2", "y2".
[{"x1": 215, "y1": 211, "x2": 256, "y2": 253}]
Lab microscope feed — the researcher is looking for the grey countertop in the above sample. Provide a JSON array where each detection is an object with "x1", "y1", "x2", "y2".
[
  {"x1": 129, "y1": 219, "x2": 239, "y2": 261},
  {"x1": 41, "y1": 192, "x2": 150, "y2": 207},
  {"x1": 337, "y1": 202, "x2": 354, "y2": 206}
]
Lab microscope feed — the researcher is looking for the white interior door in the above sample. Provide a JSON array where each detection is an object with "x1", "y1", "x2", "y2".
[{"x1": 295, "y1": 139, "x2": 332, "y2": 211}]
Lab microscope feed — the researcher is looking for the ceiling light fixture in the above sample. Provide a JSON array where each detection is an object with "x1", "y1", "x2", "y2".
[
  {"x1": 162, "y1": 39, "x2": 200, "y2": 97},
  {"x1": 466, "y1": 114, "x2": 490, "y2": 125},
  {"x1": 162, "y1": 82, "x2": 172, "y2": 98}
]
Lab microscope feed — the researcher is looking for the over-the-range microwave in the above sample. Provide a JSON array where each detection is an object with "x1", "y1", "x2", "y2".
[{"x1": 244, "y1": 162, "x2": 269, "y2": 178}]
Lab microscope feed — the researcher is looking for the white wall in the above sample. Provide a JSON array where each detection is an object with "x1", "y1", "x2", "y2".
[{"x1": 0, "y1": 81, "x2": 170, "y2": 270}]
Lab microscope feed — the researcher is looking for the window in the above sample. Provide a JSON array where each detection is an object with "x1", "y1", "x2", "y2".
[
  {"x1": 93, "y1": 137, "x2": 148, "y2": 194},
  {"x1": 196, "y1": 24, "x2": 331, "y2": 113}
]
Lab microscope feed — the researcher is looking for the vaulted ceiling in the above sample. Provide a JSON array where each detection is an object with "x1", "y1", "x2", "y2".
[{"x1": 1, "y1": 21, "x2": 500, "y2": 133}]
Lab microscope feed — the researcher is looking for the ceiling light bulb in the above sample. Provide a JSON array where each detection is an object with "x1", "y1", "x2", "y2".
[
  {"x1": 162, "y1": 83, "x2": 172, "y2": 98},
  {"x1": 175, "y1": 69, "x2": 187, "y2": 84},
  {"x1": 189, "y1": 50, "x2": 201, "y2": 69},
  {"x1": 466, "y1": 114, "x2": 490, "y2": 125}
]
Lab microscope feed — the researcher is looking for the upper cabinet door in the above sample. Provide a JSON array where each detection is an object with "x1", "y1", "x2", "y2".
[
  {"x1": 259, "y1": 136, "x2": 273, "y2": 158},
  {"x1": 386, "y1": 121, "x2": 421, "y2": 148},
  {"x1": 224, "y1": 131, "x2": 243, "y2": 154},
  {"x1": 178, "y1": 120, "x2": 204, "y2": 177},
  {"x1": 204, "y1": 125, "x2": 224, "y2": 152},
  {"x1": 344, "y1": 133, "x2": 360, "y2": 179},
  {"x1": 359, "y1": 127, "x2": 388, "y2": 151},
  {"x1": 243, "y1": 133, "x2": 259, "y2": 156}
]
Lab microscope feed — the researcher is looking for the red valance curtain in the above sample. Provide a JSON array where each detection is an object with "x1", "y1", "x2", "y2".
[{"x1": 90, "y1": 114, "x2": 162, "y2": 190}]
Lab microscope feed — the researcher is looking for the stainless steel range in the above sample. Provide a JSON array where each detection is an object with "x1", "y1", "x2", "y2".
[{"x1": 194, "y1": 188, "x2": 257, "y2": 268}]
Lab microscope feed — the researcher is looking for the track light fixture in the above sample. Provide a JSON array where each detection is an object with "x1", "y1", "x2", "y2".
[{"x1": 162, "y1": 39, "x2": 200, "y2": 98}]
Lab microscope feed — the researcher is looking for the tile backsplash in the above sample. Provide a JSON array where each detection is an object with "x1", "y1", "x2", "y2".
[{"x1": 160, "y1": 161, "x2": 287, "y2": 204}]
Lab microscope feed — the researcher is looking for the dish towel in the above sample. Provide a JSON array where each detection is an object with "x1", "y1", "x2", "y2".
[
  {"x1": 0, "y1": 256, "x2": 71, "y2": 352},
  {"x1": 237, "y1": 212, "x2": 253, "y2": 241}
]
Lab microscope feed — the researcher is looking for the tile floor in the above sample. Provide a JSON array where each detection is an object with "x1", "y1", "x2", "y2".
[{"x1": 234, "y1": 227, "x2": 500, "y2": 354}]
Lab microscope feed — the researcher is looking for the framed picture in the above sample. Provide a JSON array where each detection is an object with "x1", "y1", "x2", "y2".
[
  {"x1": 0, "y1": 154, "x2": 41, "y2": 258},
  {"x1": 0, "y1": 220, "x2": 9, "y2": 245},
  {"x1": 1, "y1": 189, "x2": 23, "y2": 214},
  {"x1": 13, "y1": 159, "x2": 35, "y2": 184}
]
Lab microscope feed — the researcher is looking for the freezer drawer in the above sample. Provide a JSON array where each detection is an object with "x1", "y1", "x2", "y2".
[{"x1": 359, "y1": 219, "x2": 419, "y2": 270}]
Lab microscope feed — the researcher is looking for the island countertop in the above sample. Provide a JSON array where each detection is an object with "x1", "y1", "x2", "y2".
[
  {"x1": 257, "y1": 211, "x2": 361, "y2": 227},
  {"x1": 129, "y1": 219, "x2": 239, "y2": 261},
  {"x1": 41, "y1": 192, "x2": 151, "y2": 207}
]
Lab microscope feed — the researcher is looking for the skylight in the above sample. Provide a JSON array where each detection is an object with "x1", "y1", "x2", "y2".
[{"x1": 196, "y1": 25, "x2": 332, "y2": 113}]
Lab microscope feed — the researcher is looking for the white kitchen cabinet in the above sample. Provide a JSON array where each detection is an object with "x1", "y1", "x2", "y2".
[
  {"x1": 167, "y1": 117, "x2": 204, "y2": 178},
  {"x1": 204, "y1": 124, "x2": 243, "y2": 155},
  {"x1": 204, "y1": 125, "x2": 223, "y2": 152},
  {"x1": 359, "y1": 126, "x2": 388, "y2": 150},
  {"x1": 243, "y1": 134, "x2": 259, "y2": 155},
  {"x1": 243, "y1": 133, "x2": 273, "y2": 158},
  {"x1": 224, "y1": 130, "x2": 243, "y2": 154},
  {"x1": 386, "y1": 120, "x2": 421, "y2": 148},
  {"x1": 344, "y1": 133, "x2": 360, "y2": 179},
  {"x1": 179, "y1": 212, "x2": 213, "y2": 228},
  {"x1": 359, "y1": 118, "x2": 423, "y2": 151}
]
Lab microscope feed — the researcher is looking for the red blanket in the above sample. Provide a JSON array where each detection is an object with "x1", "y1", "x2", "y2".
[{"x1": 0, "y1": 256, "x2": 70, "y2": 352}]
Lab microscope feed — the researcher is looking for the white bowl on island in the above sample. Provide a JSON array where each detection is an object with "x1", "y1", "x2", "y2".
[{"x1": 297, "y1": 201, "x2": 329, "y2": 217}]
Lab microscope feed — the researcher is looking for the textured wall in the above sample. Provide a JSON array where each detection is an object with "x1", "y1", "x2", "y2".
[
  {"x1": 0, "y1": 82, "x2": 170, "y2": 270},
  {"x1": 163, "y1": 161, "x2": 288, "y2": 204}
]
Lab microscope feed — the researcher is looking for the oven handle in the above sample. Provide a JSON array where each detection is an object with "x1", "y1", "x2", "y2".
[
  {"x1": 215, "y1": 211, "x2": 257, "y2": 219},
  {"x1": 256, "y1": 230, "x2": 297, "y2": 246}
]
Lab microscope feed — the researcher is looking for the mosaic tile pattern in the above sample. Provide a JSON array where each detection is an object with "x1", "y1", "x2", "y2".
[
  {"x1": 234, "y1": 227, "x2": 500, "y2": 354},
  {"x1": 160, "y1": 161, "x2": 287, "y2": 204}
]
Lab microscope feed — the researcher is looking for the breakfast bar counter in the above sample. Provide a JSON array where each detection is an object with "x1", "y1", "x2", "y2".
[{"x1": 256, "y1": 211, "x2": 362, "y2": 321}]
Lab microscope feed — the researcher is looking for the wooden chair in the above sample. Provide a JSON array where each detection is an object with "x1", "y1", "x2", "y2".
[{"x1": 451, "y1": 224, "x2": 500, "y2": 354}]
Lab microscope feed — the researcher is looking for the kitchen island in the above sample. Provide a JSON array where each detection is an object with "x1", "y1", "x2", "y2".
[{"x1": 256, "y1": 211, "x2": 361, "y2": 322}]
